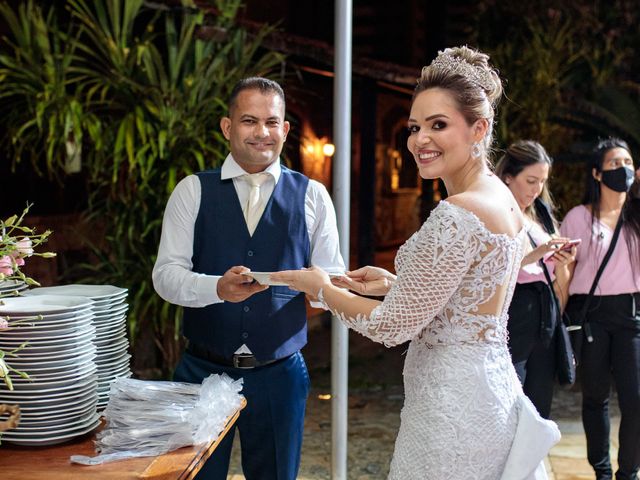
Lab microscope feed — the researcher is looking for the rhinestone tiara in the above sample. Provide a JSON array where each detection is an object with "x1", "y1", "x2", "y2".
[{"x1": 428, "y1": 51, "x2": 494, "y2": 92}]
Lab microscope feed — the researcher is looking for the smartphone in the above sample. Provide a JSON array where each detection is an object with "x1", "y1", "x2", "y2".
[{"x1": 559, "y1": 238, "x2": 581, "y2": 251}]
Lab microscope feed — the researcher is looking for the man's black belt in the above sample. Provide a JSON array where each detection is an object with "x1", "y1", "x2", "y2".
[{"x1": 186, "y1": 343, "x2": 281, "y2": 369}]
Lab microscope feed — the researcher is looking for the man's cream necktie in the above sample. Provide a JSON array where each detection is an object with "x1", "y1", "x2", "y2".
[{"x1": 243, "y1": 173, "x2": 269, "y2": 235}]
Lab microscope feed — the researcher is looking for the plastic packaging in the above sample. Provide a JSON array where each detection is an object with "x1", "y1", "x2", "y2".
[{"x1": 70, "y1": 373, "x2": 244, "y2": 465}]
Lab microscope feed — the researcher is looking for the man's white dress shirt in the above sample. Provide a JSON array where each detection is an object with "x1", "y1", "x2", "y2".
[{"x1": 152, "y1": 154, "x2": 345, "y2": 309}]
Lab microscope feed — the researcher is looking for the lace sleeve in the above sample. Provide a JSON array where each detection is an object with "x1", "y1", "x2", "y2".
[{"x1": 332, "y1": 203, "x2": 486, "y2": 346}]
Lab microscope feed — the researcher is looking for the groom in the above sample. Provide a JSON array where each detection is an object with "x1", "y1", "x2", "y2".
[{"x1": 152, "y1": 77, "x2": 344, "y2": 479}]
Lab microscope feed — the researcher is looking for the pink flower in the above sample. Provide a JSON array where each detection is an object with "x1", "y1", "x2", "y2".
[
  {"x1": 16, "y1": 237, "x2": 33, "y2": 256},
  {"x1": 0, "y1": 255, "x2": 13, "y2": 276},
  {"x1": 0, "y1": 317, "x2": 7, "y2": 329}
]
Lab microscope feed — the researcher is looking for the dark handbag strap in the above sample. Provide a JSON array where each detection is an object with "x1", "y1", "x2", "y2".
[
  {"x1": 526, "y1": 232, "x2": 562, "y2": 317},
  {"x1": 580, "y1": 215, "x2": 624, "y2": 342}
]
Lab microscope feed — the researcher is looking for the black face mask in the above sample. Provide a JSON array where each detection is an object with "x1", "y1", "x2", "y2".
[{"x1": 601, "y1": 166, "x2": 634, "y2": 193}]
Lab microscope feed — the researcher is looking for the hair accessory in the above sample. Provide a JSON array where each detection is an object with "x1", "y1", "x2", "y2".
[{"x1": 429, "y1": 51, "x2": 494, "y2": 91}]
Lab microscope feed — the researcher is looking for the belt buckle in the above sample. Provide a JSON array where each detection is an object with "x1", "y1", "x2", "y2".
[{"x1": 233, "y1": 354, "x2": 256, "y2": 369}]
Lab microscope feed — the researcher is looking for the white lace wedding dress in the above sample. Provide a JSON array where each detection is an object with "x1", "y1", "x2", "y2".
[{"x1": 331, "y1": 201, "x2": 560, "y2": 480}]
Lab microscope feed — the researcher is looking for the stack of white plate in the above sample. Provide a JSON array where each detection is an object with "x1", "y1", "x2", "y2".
[
  {"x1": 0, "y1": 295, "x2": 100, "y2": 445},
  {"x1": 0, "y1": 280, "x2": 28, "y2": 297},
  {"x1": 24, "y1": 284, "x2": 131, "y2": 410}
]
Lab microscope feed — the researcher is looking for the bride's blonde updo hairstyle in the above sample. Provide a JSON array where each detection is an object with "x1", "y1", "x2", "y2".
[{"x1": 413, "y1": 46, "x2": 503, "y2": 158}]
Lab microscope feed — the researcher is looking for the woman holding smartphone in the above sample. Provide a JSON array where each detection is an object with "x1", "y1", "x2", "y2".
[
  {"x1": 561, "y1": 138, "x2": 640, "y2": 480},
  {"x1": 495, "y1": 140, "x2": 576, "y2": 419}
]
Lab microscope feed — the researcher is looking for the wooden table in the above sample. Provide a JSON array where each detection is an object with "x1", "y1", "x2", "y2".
[{"x1": 0, "y1": 399, "x2": 245, "y2": 480}]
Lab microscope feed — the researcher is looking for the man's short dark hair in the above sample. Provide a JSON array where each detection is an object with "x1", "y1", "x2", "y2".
[{"x1": 228, "y1": 77, "x2": 285, "y2": 114}]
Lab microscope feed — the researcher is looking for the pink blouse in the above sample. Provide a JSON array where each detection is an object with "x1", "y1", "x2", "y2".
[
  {"x1": 560, "y1": 204, "x2": 640, "y2": 295},
  {"x1": 517, "y1": 220, "x2": 555, "y2": 285}
]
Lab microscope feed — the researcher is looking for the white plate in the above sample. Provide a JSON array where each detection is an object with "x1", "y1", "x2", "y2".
[
  {"x1": 24, "y1": 284, "x2": 127, "y2": 300},
  {"x1": 1, "y1": 315, "x2": 94, "y2": 336},
  {"x1": 0, "y1": 295, "x2": 93, "y2": 314},
  {"x1": 18, "y1": 410, "x2": 97, "y2": 429},
  {"x1": 95, "y1": 351, "x2": 130, "y2": 368},
  {"x1": 14, "y1": 373, "x2": 97, "y2": 392},
  {"x1": 13, "y1": 365, "x2": 98, "y2": 394},
  {"x1": 91, "y1": 293, "x2": 128, "y2": 307},
  {"x1": 97, "y1": 362, "x2": 131, "y2": 377},
  {"x1": 95, "y1": 325, "x2": 127, "y2": 342},
  {"x1": 10, "y1": 409, "x2": 98, "y2": 431},
  {"x1": 95, "y1": 317, "x2": 127, "y2": 329},
  {"x1": 10, "y1": 359, "x2": 95, "y2": 380},
  {"x1": 0, "y1": 375, "x2": 96, "y2": 399},
  {"x1": 0, "y1": 280, "x2": 26, "y2": 290},
  {"x1": 96, "y1": 337, "x2": 129, "y2": 355},
  {"x1": 12, "y1": 364, "x2": 97, "y2": 386},
  {"x1": 6, "y1": 310, "x2": 94, "y2": 327},
  {"x1": 0, "y1": 321, "x2": 95, "y2": 341},
  {"x1": 98, "y1": 374, "x2": 128, "y2": 386},
  {"x1": 328, "y1": 272, "x2": 347, "y2": 280},
  {"x1": 8, "y1": 350, "x2": 96, "y2": 370},
  {"x1": 3, "y1": 315, "x2": 94, "y2": 333},
  {"x1": 1, "y1": 416, "x2": 100, "y2": 445},
  {"x1": 242, "y1": 271, "x2": 290, "y2": 287},
  {"x1": 0, "y1": 323, "x2": 93, "y2": 342},
  {"x1": 0, "y1": 324, "x2": 95, "y2": 345},
  {"x1": 94, "y1": 312, "x2": 127, "y2": 328},
  {"x1": 3, "y1": 413, "x2": 99, "y2": 437},
  {"x1": 1, "y1": 306, "x2": 94, "y2": 322},
  {"x1": 97, "y1": 369, "x2": 131, "y2": 386},
  {"x1": 0, "y1": 386, "x2": 97, "y2": 407},
  {"x1": 95, "y1": 323, "x2": 127, "y2": 338},
  {"x1": 3, "y1": 392, "x2": 98, "y2": 415},
  {"x1": 93, "y1": 303, "x2": 128, "y2": 318},
  {"x1": 0, "y1": 287, "x2": 28, "y2": 297},
  {"x1": 1, "y1": 320, "x2": 94, "y2": 337},
  {"x1": 16, "y1": 402, "x2": 97, "y2": 426},
  {"x1": 8, "y1": 342, "x2": 96, "y2": 362},
  {"x1": 95, "y1": 336, "x2": 127, "y2": 350},
  {"x1": 16, "y1": 391, "x2": 98, "y2": 414},
  {"x1": 95, "y1": 336, "x2": 128, "y2": 352},
  {"x1": 0, "y1": 283, "x2": 28, "y2": 296},
  {"x1": 8, "y1": 337, "x2": 94, "y2": 355}
]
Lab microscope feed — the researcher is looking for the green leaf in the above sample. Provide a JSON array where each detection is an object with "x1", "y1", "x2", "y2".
[{"x1": 0, "y1": 0, "x2": 287, "y2": 376}]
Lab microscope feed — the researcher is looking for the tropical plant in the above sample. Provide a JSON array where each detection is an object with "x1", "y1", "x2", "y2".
[
  {"x1": 556, "y1": 84, "x2": 640, "y2": 157},
  {"x1": 474, "y1": 2, "x2": 640, "y2": 215},
  {"x1": 0, "y1": 0, "x2": 88, "y2": 178},
  {"x1": 487, "y1": 14, "x2": 588, "y2": 151},
  {"x1": 0, "y1": 0, "x2": 286, "y2": 374}
]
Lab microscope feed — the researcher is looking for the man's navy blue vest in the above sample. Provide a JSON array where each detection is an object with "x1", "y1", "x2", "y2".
[{"x1": 182, "y1": 166, "x2": 311, "y2": 361}]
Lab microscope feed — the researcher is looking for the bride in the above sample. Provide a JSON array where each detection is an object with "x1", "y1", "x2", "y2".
[{"x1": 272, "y1": 46, "x2": 560, "y2": 479}]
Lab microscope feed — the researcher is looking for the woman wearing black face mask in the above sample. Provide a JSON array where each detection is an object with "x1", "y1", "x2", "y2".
[{"x1": 560, "y1": 138, "x2": 640, "y2": 480}]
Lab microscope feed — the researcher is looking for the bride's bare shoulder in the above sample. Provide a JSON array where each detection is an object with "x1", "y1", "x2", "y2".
[{"x1": 446, "y1": 190, "x2": 523, "y2": 237}]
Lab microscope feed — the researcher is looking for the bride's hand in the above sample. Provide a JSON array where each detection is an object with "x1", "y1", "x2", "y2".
[
  {"x1": 270, "y1": 266, "x2": 331, "y2": 300},
  {"x1": 331, "y1": 266, "x2": 396, "y2": 296}
]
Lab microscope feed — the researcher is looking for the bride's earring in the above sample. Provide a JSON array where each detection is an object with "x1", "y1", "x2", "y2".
[{"x1": 471, "y1": 142, "x2": 482, "y2": 158}]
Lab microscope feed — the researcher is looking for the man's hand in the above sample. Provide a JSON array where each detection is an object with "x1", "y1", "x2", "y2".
[{"x1": 217, "y1": 266, "x2": 268, "y2": 302}]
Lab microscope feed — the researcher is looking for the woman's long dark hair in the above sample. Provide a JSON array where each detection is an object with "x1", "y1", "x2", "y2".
[
  {"x1": 584, "y1": 137, "x2": 640, "y2": 268},
  {"x1": 495, "y1": 140, "x2": 557, "y2": 232}
]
